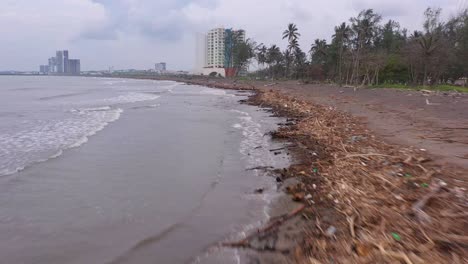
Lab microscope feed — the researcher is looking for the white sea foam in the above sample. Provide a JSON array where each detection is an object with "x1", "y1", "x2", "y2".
[
  {"x1": 199, "y1": 88, "x2": 229, "y2": 96},
  {"x1": 103, "y1": 92, "x2": 160, "y2": 104},
  {"x1": 163, "y1": 83, "x2": 178, "y2": 93},
  {"x1": 0, "y1": 107, "x2": 123, "y2": 177}
]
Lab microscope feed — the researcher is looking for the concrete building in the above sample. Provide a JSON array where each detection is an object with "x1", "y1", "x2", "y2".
[
  {"x1": 43, "y1": 50, "x2": 80, "y2": 75},
  {"x1": 56, "y1": 51, "x2": 63, "y2": 74},
  {"x1": 195, "y1": 27, "x2": 246, "y2": 77},
  {"x1": 48, "y1": 57, "x2": 56, "y2": 73},
  {"x1": 68, "y1": 59, "x2": 81, "y2": 75},
  {"x1": 39, "y1": 65, "x2": 49, "y2": 74},
  {"x1": 207, "y1": 28, "x2": 226, "y2": 68},
  {"x1": 63, "y1": 50, "x2": 69, "y2": 74}
]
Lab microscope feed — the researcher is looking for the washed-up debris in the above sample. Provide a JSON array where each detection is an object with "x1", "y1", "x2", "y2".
[
  {"x1": 349, "y1": 135, "x2": 366, "y2": 143},
  {"x1": 254, "y1": 188, "x2": 264, "y2": 194},
  {"x1": 246, "y1": 89, "x2": 467, "y2": 263},
  {"x1": 325, "y1": 226, "x2": 337, "y2": 238},
  {"x1": 425, "y1": 98, "x2": 441, "y2": 105},
  {"x1": 223, "y1": 205, "x2": 306, "y2": 249},
  {"x1": 246, "y1": 166, "x2": 274, "y2": 171},
  {"x1": 391, "y1": 232, "x2": 402, "y2": 241},
  {"x1": 292, "y1": 192, "x2": 305, "y2": 202}
]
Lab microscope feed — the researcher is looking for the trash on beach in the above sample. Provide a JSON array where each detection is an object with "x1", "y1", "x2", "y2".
[
  {"x1": 354, "y1": 243, "x2": 372, "y2": 257},
  {"x1": 254, "y1": 188, "x2": 264, "y2": 194},
  {"x1": 325, "y1": 226, "x2": 337, "y2": 237},
  {"x1": 349, "y1": 135, "x2": 366, "y2": 143},
  {"x1": 391, "y1": 232, "x2": 401, "y2": 241},
  {"x1": 292, "y1": 192, "x2": 305, "y2": 202}
]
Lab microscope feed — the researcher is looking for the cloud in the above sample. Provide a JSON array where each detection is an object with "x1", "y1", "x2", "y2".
[
  {"x1": 79, "y1": 0, "x2": 219, "y2": 41},
  {"x1": 0, "y1": 0, "x2": 464, "y2": 71}
]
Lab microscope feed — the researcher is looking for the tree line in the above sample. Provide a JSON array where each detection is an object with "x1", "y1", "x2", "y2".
[{"x1": 235, "y1": 7, "x2": 468, "y2": 86}]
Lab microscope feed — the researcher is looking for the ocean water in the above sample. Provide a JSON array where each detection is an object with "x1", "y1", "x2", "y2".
[{"x1": 0, "y1": 76, "x2": 289, "y2": 264}]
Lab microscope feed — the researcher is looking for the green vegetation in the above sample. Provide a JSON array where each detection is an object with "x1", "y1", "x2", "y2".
[
  {"x1": 370, "y1": 83, "x2": 468, "y2": 93},
  {"x1": 242, "y1": 7, "x2": 468, "y2": 91}
]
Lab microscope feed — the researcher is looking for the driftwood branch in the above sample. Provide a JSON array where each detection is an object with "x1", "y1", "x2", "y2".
[
  {"x1": 223, "y1": 204, "x2": 306, "y2": 248},
  {"x1": 412, "y1": 180, "x2": 443, "y2": 223},
  {"x1": 246, "y1": 166, "x2": 274, "y2": 171},
  {"x1": 377, "y1": 244, "x2": 414, "y2": 264}
]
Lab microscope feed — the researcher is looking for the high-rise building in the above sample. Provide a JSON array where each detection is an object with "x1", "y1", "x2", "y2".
[
  {"x1": 39, "y1": 65, "x2": 49, "y2": 74},
  {"x1": 195, "y1": 27, "x2": 245, "y2": 76},
  {"x1": 56, "y1": 51, "x2": 64, "y2": 73},
  {"x1": 63, "y1": 50, "x2": 69, "y2": 74},
  {"x1": 68, "y1": 59, "x2": 81, "y2": 75},
  {"x1": 43, "y1": 50, "x2": 80, "y2": 75},
  {"x1": 206, "y1": 28, "x2": 226, "y2": 68},
  {"x1": 48, "y1": 57, "x2": 56, "y2": 73}
]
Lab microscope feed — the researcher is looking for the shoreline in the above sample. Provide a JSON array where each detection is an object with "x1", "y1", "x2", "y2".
[{"x1": 123, "y1": 75, "x2": 467, "y2": 263}]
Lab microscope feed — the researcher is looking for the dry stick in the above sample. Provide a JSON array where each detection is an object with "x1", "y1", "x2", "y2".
[
  {"x1": 339, "y1": 153, "x2": 394, "y2": 160},
  {"x1": 417, "y1": 164, "x2": 428, "y2": 173},
  {"x1": 433, "y1": 233, "x2": 468, "y2": 246},
  {"x1": 245, "y1": 166, "x2": 274, "y2": 171},
  {"x1": 440, "y1": 211, "x2": 468, "y2": 218},
  {"x1": 269, "y1": 147, "x2": 287, "y2": 152},
  {"x1": 373, "y1": 173, "x2": 398, "y2": 188},
  {"x1": 411, "y1": 181, "x2": 443, "y2": 223},
  {"x1": 223, "y1": 204, "x2": 306, "y2": 248},
  {"x1": 376, "y1": 244, "x2": 414, "y2": 264},
  {"x1": 347, "y1": 214, "x2": 356, "y2": 238}
]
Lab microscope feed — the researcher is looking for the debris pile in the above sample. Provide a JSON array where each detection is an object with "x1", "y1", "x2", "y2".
[{"x1": 247, "y1": 89, "x2": 468, "y2": 263}]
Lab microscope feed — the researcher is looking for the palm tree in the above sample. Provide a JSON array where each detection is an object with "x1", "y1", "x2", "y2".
[
  {"x1": 288, "y1": 38, "x2": 300, "y2": 52},
  {"x1": 256, "y1": 44, "x2": 268, "y2": 68},
  {"x1": 310, "y1": 39, "x2": 328, "y2": 64},
  {"x1": 283, "y1": 23, "x2": 301, "y2": 77},
  {"x1": 349, "y1": 9, "x2": 382, "y2": 84},
  {"x1": 284, "y1": 49, "x2": 292, "y2": 78},
  {"x1": 293, "y1": 47, "x2": 307, "y2": 79},
  {"x1": 266, "y1": 45, "x2": 283, "y2": 79},
  {"x1": 282, "y1": 23, "x2": 301, "y2": 42},
  {"x1": 332, "y1": 22, "x2": 352, "y2": 84},
  {"x1": 418, "y1": 7, "x2": 443, "y2": 85}
]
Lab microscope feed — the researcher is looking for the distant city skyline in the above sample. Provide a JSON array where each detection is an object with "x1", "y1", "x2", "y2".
[
  {"x1": 40, "y1": 50, "x2": 80, "y2": 75},
  {"x1": 0, "y1": 0, "x2": 466, "y2": 71}
]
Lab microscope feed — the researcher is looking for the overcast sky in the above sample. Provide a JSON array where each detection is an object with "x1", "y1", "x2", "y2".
[{"x1": 1, "y1": 0, "x2": 466, "y2": 71}]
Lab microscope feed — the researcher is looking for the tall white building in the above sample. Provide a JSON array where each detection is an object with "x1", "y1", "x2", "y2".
[
  {"x1": 206, "y1": 28, "x2": 226, "y2": 68},
  {"x1": 194, "y1": 27, "x2": 245, "y2": 76}
]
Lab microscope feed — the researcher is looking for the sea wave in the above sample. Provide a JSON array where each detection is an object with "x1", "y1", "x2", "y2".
[
  {"x1": 103, "y1": 92, "x2": 161, "y2": 104},
  {"x1": 0, "y1": 107, "x2": 123, "y2": 177}
]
